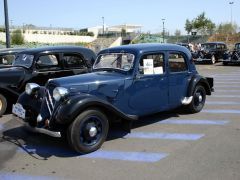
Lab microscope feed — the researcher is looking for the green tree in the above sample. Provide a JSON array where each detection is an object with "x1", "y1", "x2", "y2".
[
  {"x1": 216, "y1": 23, "x2": 238, "y2": 34},
  {"x1": 185, "y1": 12, "x2": 215, "y2": 35},
  {"x1": 11, "y1": 29, "x2": 24, "y2": 45},
  {"x1": 185, "y1": 19, "x2": 193, "y2": 34}
]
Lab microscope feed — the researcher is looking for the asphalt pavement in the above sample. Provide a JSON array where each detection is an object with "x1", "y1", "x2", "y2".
[{"x1": 0, "y1": 63, "x2": 240, "y2": 180}]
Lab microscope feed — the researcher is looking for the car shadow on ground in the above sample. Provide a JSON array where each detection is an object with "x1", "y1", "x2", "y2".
[{"x1": 1, "y1": 110, "x2": 183, "y2": 159}]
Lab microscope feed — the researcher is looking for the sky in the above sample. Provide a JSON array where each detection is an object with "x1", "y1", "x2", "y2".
[{"x1": 0, "y1": 0, "x2": 239, "y2": 34}]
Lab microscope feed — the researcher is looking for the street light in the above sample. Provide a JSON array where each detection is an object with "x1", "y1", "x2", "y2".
[
  {"x1": 3, "y1": 0, "x2": 11, "y2": 48},
  {"x1": 102, "y1": 16, "x2": 105, "y2": 35},
  {"x1": 162, "y1": 19, "x2": 165, "y2": 43},
  {"x1": 229, "y1": 1, "x2": 234, "y2": 24}
]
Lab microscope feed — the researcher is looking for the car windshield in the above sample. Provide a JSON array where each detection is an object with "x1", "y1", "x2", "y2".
[
  {"x1": 13, "y1": 54, "x2": 34, "y2": 68},
  {"x1": 93, "y1": 53, "x2": 135, "y2": 71},
  {"x1": 202, "y1": 44, "x2": 216, "y2": 50}
]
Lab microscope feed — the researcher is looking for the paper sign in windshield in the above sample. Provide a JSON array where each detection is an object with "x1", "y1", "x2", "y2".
[{"x1": 143, "y1": 59, "x2": 154, "y2": 74}]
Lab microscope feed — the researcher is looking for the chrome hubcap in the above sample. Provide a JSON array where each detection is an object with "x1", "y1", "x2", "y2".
[
  {"x1": 0, "y1": 100, "x2": 2, "y2": 110},
  {"x1": 198, "y1": 95, "x2": 203, "y2": 102},
  {"x1": 89, "y1": 127, "x2": 97, "y2": 137}
]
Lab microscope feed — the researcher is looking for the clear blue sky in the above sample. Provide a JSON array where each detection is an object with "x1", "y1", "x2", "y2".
[{"x1": 0, "y1": 0, "x2": 239, "y2": 34}]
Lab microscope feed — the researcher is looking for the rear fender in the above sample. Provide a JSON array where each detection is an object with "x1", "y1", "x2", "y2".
[{"x1": 187, "y1": 75, "x2": 213, "y2": 96}]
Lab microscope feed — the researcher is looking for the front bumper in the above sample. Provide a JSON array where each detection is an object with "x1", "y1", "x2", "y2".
[{"x1": 13, "y1": 115, "x2": 61, "y2": 138}]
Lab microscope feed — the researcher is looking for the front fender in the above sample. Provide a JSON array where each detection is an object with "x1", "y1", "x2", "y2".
[
  {"x1": 53, "y1": 94, "x2": 138, "y2": 125},
  {"x1": 187, "y1": 75, "x2": 212, "y2": 97}
]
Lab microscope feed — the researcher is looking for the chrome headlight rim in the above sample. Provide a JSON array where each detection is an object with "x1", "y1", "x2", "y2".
[
  {"x1": 25, "y1": 83, "x2": 40, "y2": 95},
  {"x1": 53, "y1": 87, "x2": 69, "y2": 101}
]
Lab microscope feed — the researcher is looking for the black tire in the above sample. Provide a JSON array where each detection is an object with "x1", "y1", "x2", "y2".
[
  {"x1": 0, "y1": 94, "x2": 7, "y2": 116},
  {"x1": 187, "y1": 85, "x2": 206, "y2": 113},
  {"x1": 67, "y1": 108, "x2": 109, "y2": 154},
  {"x1": 210, "y1": 55, "x2": 216, "y2": 64}
]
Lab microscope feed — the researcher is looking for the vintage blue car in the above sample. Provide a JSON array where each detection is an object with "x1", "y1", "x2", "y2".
[{"x1": 13, "y1": 44, "x2": 214, "y2": 154}]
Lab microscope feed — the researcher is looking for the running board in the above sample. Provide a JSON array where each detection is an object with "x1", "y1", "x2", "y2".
[
  {"x1": 181, "y1": 96, "x2": 193, "y2": 105},
  {"x1": 24, "y1": 123, "x2": 61, "y2": 138}
]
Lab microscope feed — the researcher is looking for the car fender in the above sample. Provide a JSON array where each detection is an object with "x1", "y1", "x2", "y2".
[
  {"x1": 187, "y1": 74, "x2": 212, "y2": 97},
  {"x1": 54, "y1": 94, "x2": 138, "y2": 125}
]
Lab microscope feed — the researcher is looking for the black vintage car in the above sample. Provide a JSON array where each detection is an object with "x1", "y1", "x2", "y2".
[
  {"x1": 194, "y1": 42, "x2": 228, "y2": 64},
  {"x1": 0, "y1": 48, "x2": 26, "y2": 68},
  {"x1": 222, "y1": 43, "x2": 240, "y2": 65},
  {"x1": 0, "y1": 46, "x2": 96, "y2": 116}
]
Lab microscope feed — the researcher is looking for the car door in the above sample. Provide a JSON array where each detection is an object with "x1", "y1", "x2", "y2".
[
  {"x1": 30, "y1": 53, "x2": 64, "y2": 85},
  {"x1": 128, "y1": 52, "x2": 168, "y2": 115},
  {"x1": 168, "y1": 51, "x2": 191, "y2": 108},
  {"x1": 62, "y1": 52, "x2": 89, "y2": 75}
]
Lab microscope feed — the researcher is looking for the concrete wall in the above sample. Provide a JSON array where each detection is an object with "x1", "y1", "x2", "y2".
[
  {"x1": 0, "y1": 32, "x2": 96, "y2": 43},
  {"x1": 109, "y1": 37, "x2": 122, "y2": 47}
]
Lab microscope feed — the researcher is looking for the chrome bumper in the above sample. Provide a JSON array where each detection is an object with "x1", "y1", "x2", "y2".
[{"x1": 13, "y1": 115, "x2": 61, "y2": 138}]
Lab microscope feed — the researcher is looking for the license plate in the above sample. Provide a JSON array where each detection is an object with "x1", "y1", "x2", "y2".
[
  {"x1": 12, "y1": 103, "x2": 26, "y2": 119},
  {"x1": 197, "y1": 58, "x2": 203, "y2": 61}
]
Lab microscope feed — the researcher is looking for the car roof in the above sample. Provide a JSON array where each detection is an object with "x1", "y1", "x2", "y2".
[
  {"x1": 0, "y1": 48, "x2": 27, "y2": 54},
  {"x1": 202, "y1": 42, "x2": 226, "y2": 45},
  {"x1": 99, "y1": 43, "x2": 191, "y2": 56},
  {"x1": 19, "y1": 46, "x2": 93, "y2": 54}
]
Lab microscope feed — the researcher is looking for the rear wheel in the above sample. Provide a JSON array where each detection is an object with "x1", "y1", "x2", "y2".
[
  {"x1": 67, "y1": 108, "x2": 109, "y2": 154},
  {"x1": 187, "y1": 85, "x2": 206, "y2": 113},
  {"x1": 0, "y1": 94, "x2": 7, "y2": 116}
]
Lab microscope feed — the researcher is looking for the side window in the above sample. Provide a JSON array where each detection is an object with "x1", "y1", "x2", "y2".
[
  {"x1": 36, "y1": 54, "x2": 60, "y2": 71},
  {"x1": 0, "y1": 55, "x2": 15, "y2": 65},
  {"x1": 139, "y1": 53, "x2": 165, "y2": 75},
  {"x1": 168, "y1": 53, "x2": 187, "y2": 73},
  {"x1": 63, "y1": 53, "x2": 86, "y2": 69}
]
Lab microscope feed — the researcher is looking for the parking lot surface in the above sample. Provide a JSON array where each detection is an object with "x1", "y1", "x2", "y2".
[{"x1": 1, "y1": 63, "x2": 240, "y2": 180}]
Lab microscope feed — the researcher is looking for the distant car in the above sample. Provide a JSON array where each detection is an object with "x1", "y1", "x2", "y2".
[
  {"x1": 222, "y1": 43, "x2": 240, "y2": 65},
  {"x1": 13, "y1": 43, "x2": 214, "y2": 154},
  {"x1": 0, "y1": 46, "x2": 96, "y2": 116},
  {"x1": 176, "y1": 43, "x2": 191, "y2": 51},
  {"x1": 194, "y1": 42, "x2": 228, "y2": 64},
  {"x1": 0, "y1": 48, "x2": 26, "y2": 68}
]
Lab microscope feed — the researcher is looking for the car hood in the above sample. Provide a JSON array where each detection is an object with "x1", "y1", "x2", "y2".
[
  {"x1": 50, "y1": 71, "x2": 128, "y2": 96},
  {"x1": 0, "y1": 66, "x2": 26, "y2": 85}
]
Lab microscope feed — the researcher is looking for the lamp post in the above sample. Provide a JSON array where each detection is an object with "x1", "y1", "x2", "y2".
[
  {"x1": 229, "y1": 1, "x2": 234, "y2": 24},
  {"x1": 162, "y1": 19, "x2": 165, "y2": 43},
  {"x1": 102, "y1": 16, "x2": 105, "y2": 35},
  {"x1": 3, "y1": 0, "x2": 11, "y2": 48}
]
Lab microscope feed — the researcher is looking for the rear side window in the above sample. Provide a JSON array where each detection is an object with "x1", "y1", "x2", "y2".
[
  {"x1": 63, "y1": 53, "x2": 86, "y2": 68},
  {"x1": 36, "y1": 54, "x2": 60, "y2": 70},
  {"x1": 168, "y1": 53, "x2": 187, "y2": 72}
]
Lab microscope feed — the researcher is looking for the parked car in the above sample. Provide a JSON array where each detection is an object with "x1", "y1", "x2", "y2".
[
  {"x1": 13, "y1": 43, "x2": 214, "y2": 154},
  {"x1": 176, "y1": 43, "x2": 191, "y2": 51},
  {"x1": 0, "y1": 48, "x2": 26, "y2": 68},
  {"x1": 0, "y1": 46, "x2": 95, "y2": 116},
  {"x1": 222, "y1": 43, "x2": 240, "y2": 65},
  {"x1": 193, "y1": 42, "x2": 228, "y2": 64}
]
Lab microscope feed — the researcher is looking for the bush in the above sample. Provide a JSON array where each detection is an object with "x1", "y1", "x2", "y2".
[{"x1": 11, "y1": 29, "x2": 24, "y2": 45}]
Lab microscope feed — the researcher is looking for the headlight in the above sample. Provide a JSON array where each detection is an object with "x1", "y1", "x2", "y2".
[
  {"x1": 53, "y1": 87, "x2": 69, "y2": 101},
  {"x1": 25, "y1": 83, "x2": 40, "y2": 95}
]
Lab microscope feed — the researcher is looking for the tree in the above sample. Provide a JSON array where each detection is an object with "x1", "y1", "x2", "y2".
[
  {"x1": 11, "y1": 29, "x2": 24, "y2": 45},
  {"x1": 185, "y1": 19, "x2": 193, "y2": 35},
  {"x1": 185, "y1": 12, "x2": 215, "y2": 35},
  {"x1": 216, "y1": 23, "x2": 238, "y2": 34}
]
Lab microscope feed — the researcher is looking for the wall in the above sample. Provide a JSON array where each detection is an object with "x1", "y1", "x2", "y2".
[{"x1": 0, "y1": 32, "x2": 96, "y2": 43}]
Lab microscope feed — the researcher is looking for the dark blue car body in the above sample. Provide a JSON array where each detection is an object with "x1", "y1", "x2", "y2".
[{"x1": 14, "y1": 43, "x2": 214, "y2": 154}]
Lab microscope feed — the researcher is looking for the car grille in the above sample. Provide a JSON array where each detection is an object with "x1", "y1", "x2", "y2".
[{"x1": 44, "y1": 83, "x2": 56, "y2": 115}]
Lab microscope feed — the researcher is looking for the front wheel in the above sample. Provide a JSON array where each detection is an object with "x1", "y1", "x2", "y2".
[
  {"x1": 187, "y1": 85, "x2": 206, "y2": 113},
  {"x1": 210, "y1": 55, "x2": 216, "y2": 64},
  {"x1": 67, "y1": 108, "x2": 109, "y2": 154},
  {"x1": 0, "y1": 94, "x2": 7, "y2": 116}
]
